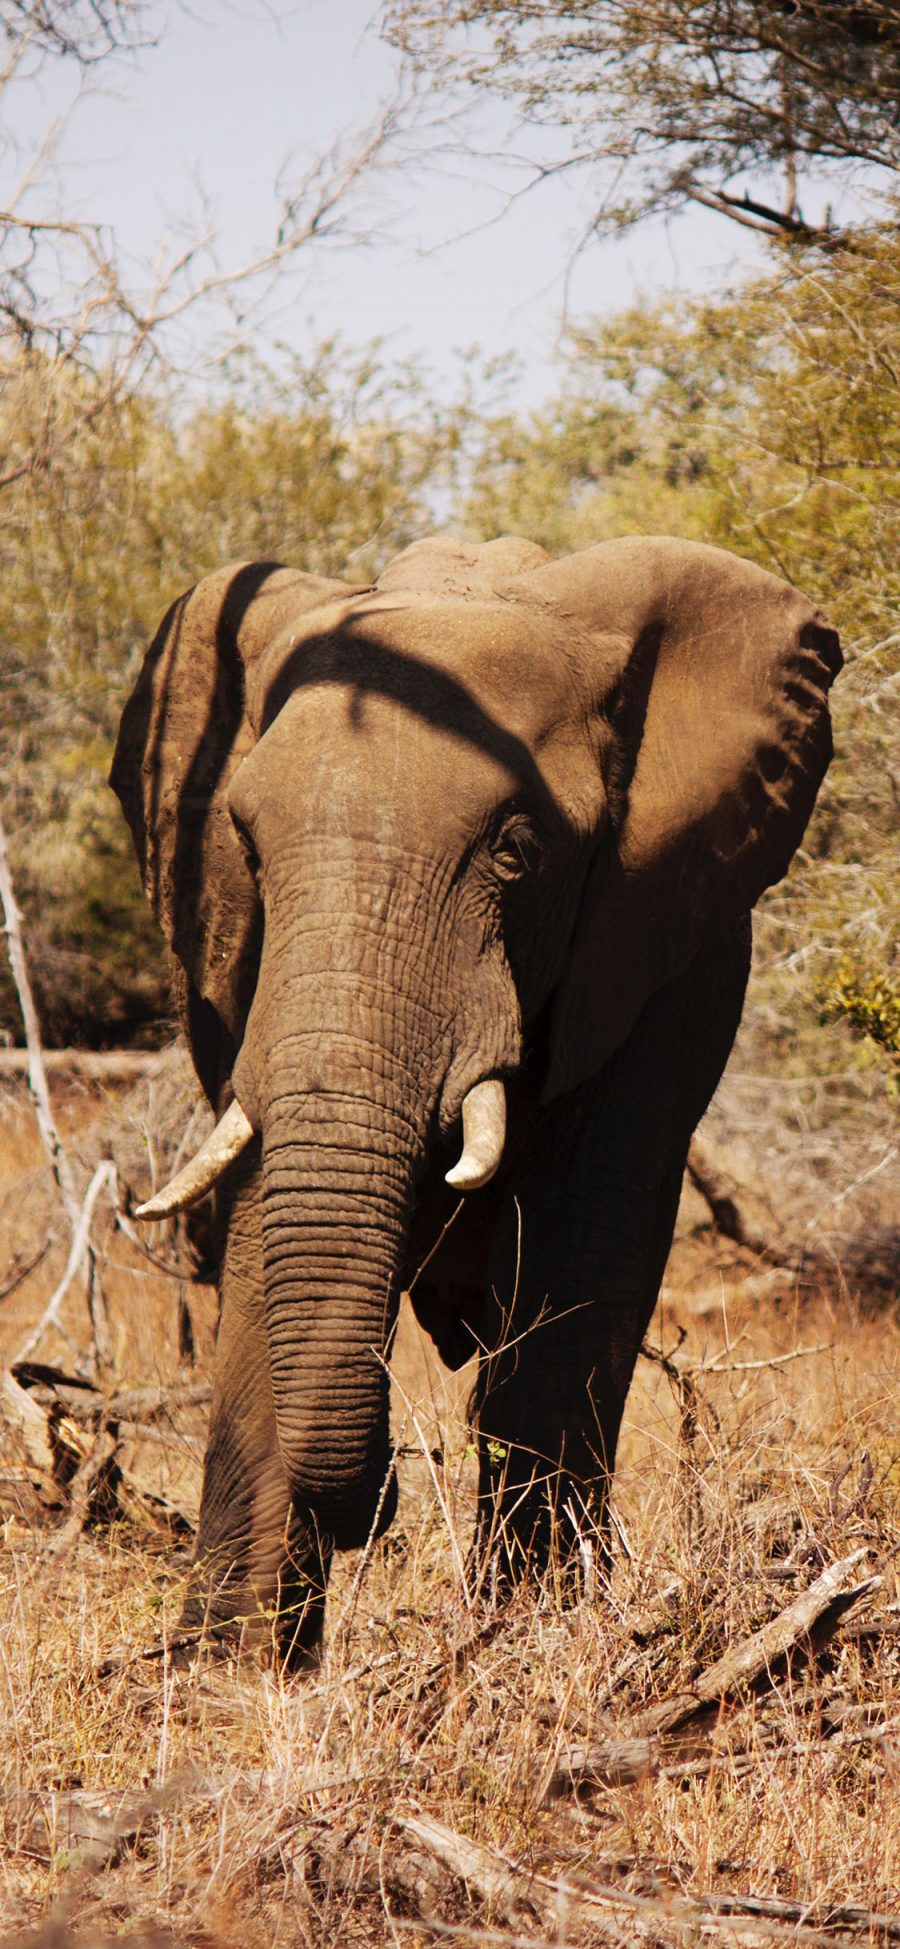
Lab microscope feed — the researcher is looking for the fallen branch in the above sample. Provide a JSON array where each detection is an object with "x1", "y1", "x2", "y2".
[
  {"x1": 0, "y1": 1049, "x2": 169, "y2": 1082},
  {"x1": 701, "y1": 1891, "x2": 900, "y2": 1942},
  {"x1": 399, "y1": 1814, "x2": 536, "y2": 1924},
  {"x1": 547, "y1": 1550, "x2": 880, "y2": 1798},
  {"x1": 9, "y1": 1365, "x2": 211, "y2": 1425},
  {"x1": 644, "y1": 1550, "x2": 879, "y2": 1733},
  {"x1": 107, "y1": 1380, "x2": 212, "y2": 1421},
  {"x1": 0, "y1": 1369, "x2": 57, "y2": 1477},
  {"x1": 401, "y1": 1811, "x2": 900, "y2": 1944},
  {"x1": 707, "y1": 1342, "x2": 832, "y2": 1375},
  {"x1": 0, "y1": 1362, "x2": 198, "y2": 1538}
]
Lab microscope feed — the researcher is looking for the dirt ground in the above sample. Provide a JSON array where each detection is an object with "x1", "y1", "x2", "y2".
[{"x1": 0, "y1": 1064, "x2": 897, "y2": 1948}]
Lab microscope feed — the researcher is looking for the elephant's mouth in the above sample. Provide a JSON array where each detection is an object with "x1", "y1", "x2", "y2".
[{"x1": 135, "y1": 1073, "x2": 507, "y2": 1220}]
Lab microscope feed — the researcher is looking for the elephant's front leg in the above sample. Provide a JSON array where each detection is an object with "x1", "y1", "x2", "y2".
[
  {"x1": 474, "y1": 924, "x2": 749, "y2": 1595},
  {"x1": 473, "y1": 1134, "x2": 684, "y2": 1594},
  {"x1": 185, "y1": 1146, "x2": 330, "y2": 1666}
]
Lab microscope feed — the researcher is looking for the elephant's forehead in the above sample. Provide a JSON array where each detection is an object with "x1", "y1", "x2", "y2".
[{"x1": 251, "y1": 589, "x2": 590, "y2": 750}]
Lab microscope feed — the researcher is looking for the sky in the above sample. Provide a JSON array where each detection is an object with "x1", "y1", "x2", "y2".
[{"x1": 7, "y1": 0, "x2": 768, "y2": 409}]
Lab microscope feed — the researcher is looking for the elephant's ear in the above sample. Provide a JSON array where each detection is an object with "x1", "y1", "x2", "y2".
[
  {"x1": 111, "y1": 560, "x2": 352, "y2": 1042},
  {"x1": 541, "y1": 537, "x2": 841, "y2": 1101}
]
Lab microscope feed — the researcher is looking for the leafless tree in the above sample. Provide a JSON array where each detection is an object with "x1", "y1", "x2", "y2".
[
  {"x1": 383, "y1": 1, "x2": 900, "y2": 245},
  {"x1": 0, "y1": 0, "x2": 416, "y2": 489}
]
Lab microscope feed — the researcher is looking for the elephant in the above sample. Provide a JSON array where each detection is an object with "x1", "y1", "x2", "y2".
[{"x1": 111, "y1": 532, "x2": 840, "y2": 1665}]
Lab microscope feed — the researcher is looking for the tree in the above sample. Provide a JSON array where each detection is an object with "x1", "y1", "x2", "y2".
[
  {"x1": 384, "y1": 1, "x2": 900, "y2": 244},
  {"x1": 456, "y1": 382, "x2": 715, "y2": 551},
  {"x1": 0, "y1": 1, "x2": 411, "y2": 493},
  {"x1": 2, "y1": 2, "x2": 152, "y2": 61}
]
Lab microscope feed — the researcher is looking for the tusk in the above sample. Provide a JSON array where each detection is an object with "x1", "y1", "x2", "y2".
[
  {"x1": 135, "y1": 1097, "x2": 255, "y2": 1219},
  {"x1": 445, "y1": 1077, "x2": 506, "y2": 1192}
]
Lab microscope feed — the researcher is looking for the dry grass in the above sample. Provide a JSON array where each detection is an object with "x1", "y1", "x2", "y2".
[{"x1": 0, "y1": 1073, "x2": 897, "y2": 1947}]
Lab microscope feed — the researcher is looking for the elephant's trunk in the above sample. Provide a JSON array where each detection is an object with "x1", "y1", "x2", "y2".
[
  {"x1": 246, "y1": 858, "x2": 451, "y2": 1549},
  {"x1": 259, "y1": 1084, "x2": 417, "y2": 1548}
]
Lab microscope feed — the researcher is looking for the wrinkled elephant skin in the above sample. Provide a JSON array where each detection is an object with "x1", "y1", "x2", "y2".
[{"x1": 111, "y1": 533, "x2": 840, "y2": 1663}]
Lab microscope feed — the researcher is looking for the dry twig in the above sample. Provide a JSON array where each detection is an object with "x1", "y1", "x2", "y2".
[{"x1": 14, "y1": 1159, "x2": 118, "y2": 1365}]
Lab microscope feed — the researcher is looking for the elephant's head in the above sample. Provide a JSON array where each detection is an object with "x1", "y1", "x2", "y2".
[{"x1": 112, "y1": 534, "x2": 839, "y2": 1549}]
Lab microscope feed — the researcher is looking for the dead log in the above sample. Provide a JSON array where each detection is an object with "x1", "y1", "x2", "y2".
[
  {"x1": 401, "y1": 1811, "x2": 900, "y2": 1944},
  {"x1": 399, "y1": 1814, "x2": 538, "y2": 1923},
  {"x1": 547, "y1": 1550, "x2": 880, "y2": 1798},
  {"x1": 0, "y1": 1370, "x2": 57, "y2": 1478},
  {"x1": 0, "y1": 1364, "x2": 196, "y2": 1537},
  {"x1": 0, "y1": 1048, "x2": 169, "y2": 1082},
  {"x1": 9, "y1": 1363, "x2": 211, "y2": 1424}
]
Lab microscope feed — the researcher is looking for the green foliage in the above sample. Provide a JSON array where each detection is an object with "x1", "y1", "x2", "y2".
[
  {"x1": 158, "y1": 346, "x2": 454, "y2": 587},
  {"x1": 459, "y1": 388, "x2": 716, "y2": 552},
  {"x1": 821, "y1": 965, "x2": 900, "y2": 1090},
  {"x1": 571, "y1": 232, "x2": 900, "y2": 636}
]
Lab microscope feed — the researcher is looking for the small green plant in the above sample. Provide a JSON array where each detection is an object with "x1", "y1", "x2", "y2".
[{"x1": 821, "y1": 963, "x2": 900, "y2": 1093}]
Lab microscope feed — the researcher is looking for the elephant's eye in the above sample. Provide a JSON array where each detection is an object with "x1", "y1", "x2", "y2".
[
  {"x1": 232, "y1": 814, "x2": 260, "y2": 878},
  {"x1": 490, "y1": 816, "x2": 543, "y2": 883}
]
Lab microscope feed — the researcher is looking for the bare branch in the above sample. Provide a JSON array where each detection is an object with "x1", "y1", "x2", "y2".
[
  {"x1": 13, "y1": 1159, "x2": 117, "y2": 1364},
  {"x1": 0, "y1": 806, "x2": 79, "y2": 1216},
  {"x1": 686, "y1": 181, "x2": 847, "y2": 247},
  {"x1": 0, "y1": 808, "x2": 115, "y2": 1367}
]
